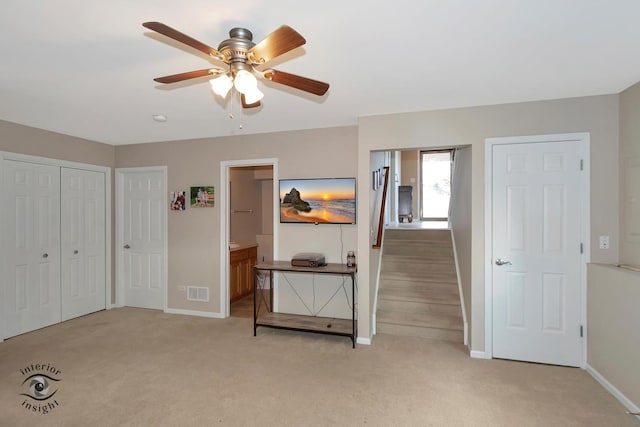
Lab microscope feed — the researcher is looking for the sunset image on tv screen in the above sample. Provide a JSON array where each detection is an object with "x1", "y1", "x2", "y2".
[{"x1": 279, "y1": 178, "x2": 356, "y2": 224}]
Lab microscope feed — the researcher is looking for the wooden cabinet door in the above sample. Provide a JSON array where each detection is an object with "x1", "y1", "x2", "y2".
[
  {"x1": 241, "y1": 258, "x2": 251, "y2": 295},
  {"x1": 246, "y1": 247, "x2": 257, "y2": 295},
  {"x1": 229, "y1": 252, "x2": 242, "y2": 302},
  {"x1": 230, "y1": 246, "x2": 258, "y2": 302}
]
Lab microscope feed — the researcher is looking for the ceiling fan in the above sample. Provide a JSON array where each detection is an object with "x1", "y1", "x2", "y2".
[{"x1": 142, "y1": 22, "x2": 330, "y2": 108}]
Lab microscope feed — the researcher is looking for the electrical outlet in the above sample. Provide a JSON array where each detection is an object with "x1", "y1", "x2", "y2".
[
  {"x1": 178, "y1": 286, "x2": 186, "y2": 291},
  {"x1": 599, "y1": 235, "x2": 610, "y2": 250}
]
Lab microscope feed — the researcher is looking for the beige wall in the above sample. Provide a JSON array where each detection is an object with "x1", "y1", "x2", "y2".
[
  {"x1": 0, "y1": 119, "x2": 117, "y2": 301},
  {"x1": 358, "y1": 94, "x2": 620, "y2": 350},
  {"x1": 587, "y1": 263, "x2": 640, "y2": 408},
  {"x1": 260, "y1": 178, "x2": 274, "y2": 236},
  {"x1": 229, "y1": 167, "x2": 264, "y2": 243},
  {"x1": 619, "y1": 81, "x2": 640, "y2": 267},
  {"x1": 115, "y1": 126, "x2": 358, "y2": 315},
  {"x1": 0, "y1": 120, "x2": 115, "y2": 166},
  {"x1": 583, "y1": 81, "x2": 640, "y2": 411}
]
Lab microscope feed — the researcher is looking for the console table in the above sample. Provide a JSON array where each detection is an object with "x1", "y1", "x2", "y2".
[{"x1": 253, "y1": 261, "x2": 357, "y2": 347}]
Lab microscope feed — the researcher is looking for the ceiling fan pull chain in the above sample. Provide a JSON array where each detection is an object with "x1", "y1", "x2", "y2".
[
  {"x1": 235, "y1": 88, "x2": 243, "y2": 130},
  {"x1": 229, "y1": 87, "x2": 235, "y2": 120}
]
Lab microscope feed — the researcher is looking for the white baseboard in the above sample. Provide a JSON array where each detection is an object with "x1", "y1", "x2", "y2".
[
  {"x1": 586, "y1": 364, "x2": 639, "y2": 415},
  {"x1": 164, "y1": 308, "x2": 225, "y2": 319},
  {"x1": 357, "y1": 336, "x2": 372, "y2": 345},
  {"x1": 470, "y1": 350, "x2": 489, "y2": 359},
  {"x1": 372, "y1": 313, "x2": 377, "y2": 336},
  {"x1": 109, "y1": 301, "x2": 125, "y2": 309}
]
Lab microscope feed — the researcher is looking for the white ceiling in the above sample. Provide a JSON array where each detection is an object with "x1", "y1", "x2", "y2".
[{"x1": 2, "y1": 1, "x2": 640, "y2": 146}]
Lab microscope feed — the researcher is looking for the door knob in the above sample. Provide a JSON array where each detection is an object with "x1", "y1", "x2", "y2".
[
  {"x1": 42, "y1": 253, "x2": 49, "y2": 258},
  {"x1": 123, "y1": 244, "x2": 131, "y2": 249},
  {"x1": 495, "y1": 258, "x2": 512, "y2": 266},
  {"x1": 73, "y1": 250, "x2": 79, "y2": 254}
]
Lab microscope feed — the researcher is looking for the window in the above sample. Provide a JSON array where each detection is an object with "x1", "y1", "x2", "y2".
[{"x1": 420, "y1": 150, "x2": 453, "y2": 221}]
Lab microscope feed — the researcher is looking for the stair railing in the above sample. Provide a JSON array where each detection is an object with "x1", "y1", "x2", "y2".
[{"x1": 372, "y1": 166, "x2": 390, "y2": 249}]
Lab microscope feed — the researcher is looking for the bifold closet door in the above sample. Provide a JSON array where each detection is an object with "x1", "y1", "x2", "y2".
[
  {"x1": 61, "y1": 168, "x2": 106, "y2": 321},
  {"x1": 2, "y1": 160, "x2": 61, "y2": 338}
]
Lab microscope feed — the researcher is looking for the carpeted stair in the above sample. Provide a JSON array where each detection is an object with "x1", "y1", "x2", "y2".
[{"x1": 376, "y1": 228, "x2": 463, "y2": 342}]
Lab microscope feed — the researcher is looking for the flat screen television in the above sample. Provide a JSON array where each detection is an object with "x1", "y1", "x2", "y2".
[{"x1": 279, "y1": 178, "x2": 356, "y2": 224}]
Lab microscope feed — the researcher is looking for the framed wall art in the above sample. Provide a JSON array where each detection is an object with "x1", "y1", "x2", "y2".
[
  {"x1": 170, "y1": 190, "x2": 187, "y2": 211},
  {"x1": 190, "y1": 186, "x2": 215, "y2": 208}
]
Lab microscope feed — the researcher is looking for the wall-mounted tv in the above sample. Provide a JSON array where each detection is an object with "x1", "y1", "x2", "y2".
[{"x1": 279, "y1": 178, "x2": 356, "y2": 224}]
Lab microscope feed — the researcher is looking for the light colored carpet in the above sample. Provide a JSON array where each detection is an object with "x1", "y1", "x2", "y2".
[{"x1": 0, "y1": 307, "x2": 637, "y2": 427}]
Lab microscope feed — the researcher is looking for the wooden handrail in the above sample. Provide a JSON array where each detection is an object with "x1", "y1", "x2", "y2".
[{"x1": 373, "y1": 166, "x2": 390, "y2": 249}]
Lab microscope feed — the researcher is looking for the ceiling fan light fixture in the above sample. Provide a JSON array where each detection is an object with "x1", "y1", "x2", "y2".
[
  {"x1": 210, "y1": 74, "x2": 233, "y2": 97},
  {"x1": 243, "y1": 87, "x2": 264, "y2": 105},
  {"x1": 233, "y1": 69, "x2": 258, "y2": 94}
]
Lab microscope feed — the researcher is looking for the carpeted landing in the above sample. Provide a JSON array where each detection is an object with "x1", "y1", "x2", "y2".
[{"x1": 0, "y1": 307, "x2": 636, "y2": 427}]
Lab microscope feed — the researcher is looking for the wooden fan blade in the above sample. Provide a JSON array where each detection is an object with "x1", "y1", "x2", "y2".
[
  {"x1": 263, "y1": 69, "x2": 329, "y2": 96},
  {"x1": 143, "y1": 22, "x2": 220, "y2": 57},
  {"x1": 249, "y1": 26, "x2": 306, "y2": 64},
  {"x1": 241, "y1": 94, "x2": 261, "y2": 109},
  {"x1": 153, "y1": 69, "x2": 221, "y2": 84}
]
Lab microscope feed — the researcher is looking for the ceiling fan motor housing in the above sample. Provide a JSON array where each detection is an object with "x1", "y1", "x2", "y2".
[{"x1": 217, "y1": 28, "x2": 258, "y2": 74}]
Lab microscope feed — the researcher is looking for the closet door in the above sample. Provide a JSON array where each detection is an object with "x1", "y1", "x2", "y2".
[
  {"x1": 121, "y1": 169, "x2": 165, "y2": 309},
  {"x1": 61, "y1": 168, "x2": 106, "y2": 321},
  {"x1": 2, "y1": 160, "x2": 61, "y2": 338}
]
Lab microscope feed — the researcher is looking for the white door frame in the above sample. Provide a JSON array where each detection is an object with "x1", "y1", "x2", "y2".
[
  {"x1": 115, "y1": 166, "x2": 168, "y2": 310},
  {"x1": 483, "y1": 133, "x2": 590, "y2": 366},
  {"x1": 220, "y1": 158, "x2": 278, "y2": 317},
  {"x1": 0, "y1": 151, "x2": 112, "y2": 342}
]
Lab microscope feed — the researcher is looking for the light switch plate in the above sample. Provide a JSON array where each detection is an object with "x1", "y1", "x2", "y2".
[{"x1": 599, "y1": 235, "x2": 610, "y2": 249}]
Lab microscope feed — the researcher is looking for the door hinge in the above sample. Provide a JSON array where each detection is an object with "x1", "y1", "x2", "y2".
[
  {"x1": 580, "y1": 159, "x2": 584, "y2": 171},
  {"x1": 580, "y1": 325, "x2": 584, "y2": 338},
  {"x1": 580, "y1": 243, "x2": 584, "y2": 254}
]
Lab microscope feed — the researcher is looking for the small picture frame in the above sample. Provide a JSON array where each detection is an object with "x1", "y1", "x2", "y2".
[
  {"x1": 190, "y1": 186, "x2": 215, "y2": 208},
  {"x1": 170, "y1": 190, "x2": 186, "y2": 211}
]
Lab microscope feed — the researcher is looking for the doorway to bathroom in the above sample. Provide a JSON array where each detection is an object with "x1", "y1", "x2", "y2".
[{"x1": 220, "y1": 159, "x2": 278, "y2": 318}]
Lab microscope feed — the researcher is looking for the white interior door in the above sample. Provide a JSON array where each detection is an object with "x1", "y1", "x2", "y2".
[
  {"x1": 61, "y1": 168, "x2": 106, "y2": 321},
  {"x1": 120, "y1": 169, "x2": 166, "y2": 309},
  {"x1": 2, "y1": 160, "x2": 61, "y2": 338},
  {"x1": 491, "y1": 139, "x2": 585, "y2": 366}
]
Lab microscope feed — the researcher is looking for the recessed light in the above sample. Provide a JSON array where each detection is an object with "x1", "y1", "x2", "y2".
[{"x1": 152, "y1": 114, "x2": 167, "y2": 123}]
